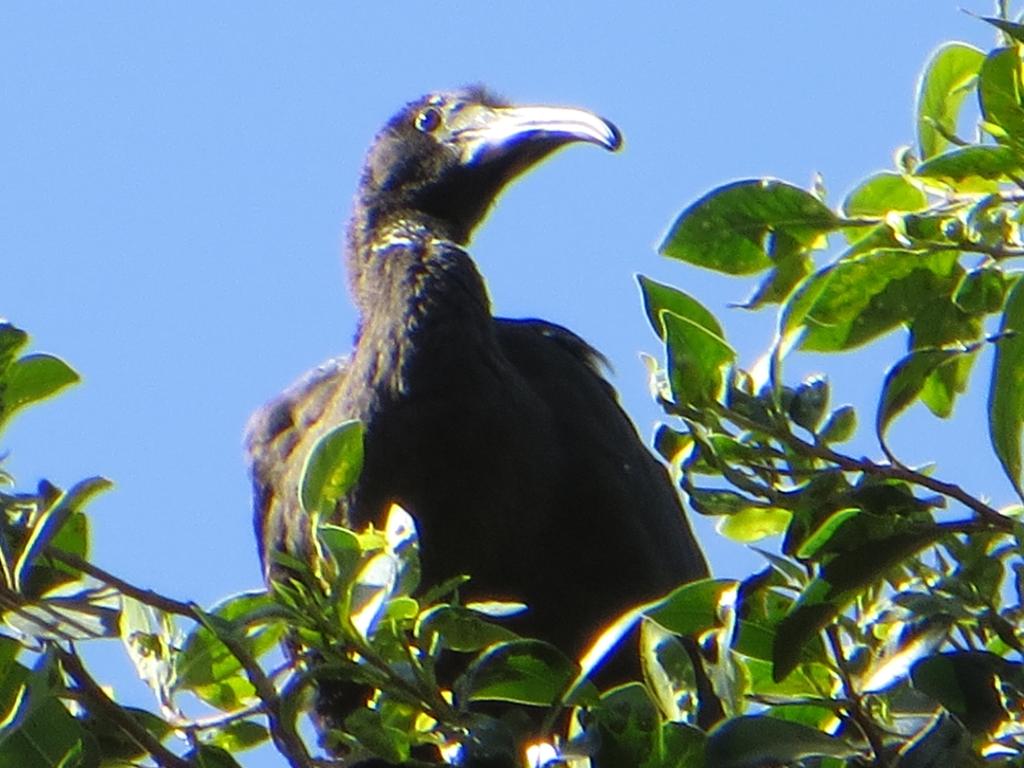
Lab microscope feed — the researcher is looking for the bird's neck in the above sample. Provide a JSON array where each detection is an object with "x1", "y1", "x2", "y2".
[{"x1": 345, "y1": 211, "x2": 496, "y2": 394}]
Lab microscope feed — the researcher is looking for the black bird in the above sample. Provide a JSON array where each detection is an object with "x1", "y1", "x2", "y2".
[{"x1": 245, "y1": 86, "x2": 708, "y2": 720}]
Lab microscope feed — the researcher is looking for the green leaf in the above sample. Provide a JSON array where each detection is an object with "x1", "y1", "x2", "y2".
[
  {"x1": 174, "y1": 593, "x2": 285, "y2": 710},
  {"x1": 663, "y1": 313, "x2": 735, "y2": 406},
  {"x1": 819, "y1": 405, "x2": 856, "y2": 443},
  {"x1": 979, "y1": 47, "x2": 1024, "y2": 144},
  {"x1": 842, "y1": 172, "x2": 927, "y2": 218},
  {"x1": 640, "y1": 619, "x2": 696, "y2": 722},
  {"x1": 13, "y1": 477, "x2": 110, "y2": 595},
  {"x1": 989, "y1": 277, "x2": 1024, "y2": 498},
  {"x1": 588, "y1": 683, "x2": 675, "y2": 767},
  {"x1": 953, "y1": 266, "x2": 1007, "y2": 314},
  {"x1": 793, "y1": 249, "x2": 959, "y2": 352},
  {"x1": 416, "y1": 605, "x2": 517, "y2": 653},
  {"x1": 916, "y1": 42, "x2": 984, "y2": 158},
  {"x1": 915, "y1": 144, "x2": 1024, "y2": 183},
  {"x1": 773, "y1": 526, "x2": 943, "y2": 680},
  {"x1": 0, "y1": 354, "x2": 79, "y2": 433},
  {"x1": 796, "y1": 508, "x2": 861, "y2": 560},
  {"x1": 191, "y1": 744, "x2": 244, "y2": 768},
  {"x1": 660, "y1": 179, "x2": 838, "y2": 275},
  {"x1": 300, "y1": 420, "x2": 364, "y2": 517},
  {"x1": 637, "y1": 275, "x2": 723, "y2": 340},
  {"x1": 976, "y1": 15, "x2": 1024, "y2": 44},
  {"x1": 877, "y1": 349, "x2": 963, "y2": 445},
  {"x1": 705, "y1": 715, "x2": 859, "y2": 767},
  {"x1": 717, "y1": 507, "x2": 791, "y2": 543},
  {"x1": 457, "y1": 640, "x2": 577, "y2": 706},
  {"x1": 203, "y1": 720, "x2": 270, "y2": 753},
  {"x1": 646, "y1": 579, "x2": 735, "y2": 637},
  {"x1": 911, "y1": 651, "x2": 1023, "y2": 734},
  {"x1": 0, "y1": 325, "x2": 29, "y2": 376}
]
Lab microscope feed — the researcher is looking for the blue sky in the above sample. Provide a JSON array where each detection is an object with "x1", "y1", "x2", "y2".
[{"x1": 1, "y1": 3, "x2": 1009, "y2": 765}]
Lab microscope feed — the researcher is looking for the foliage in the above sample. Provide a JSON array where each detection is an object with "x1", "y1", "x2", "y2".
[{"x1": 5, "y1": 8, "x2": 1024, "y2": 768}]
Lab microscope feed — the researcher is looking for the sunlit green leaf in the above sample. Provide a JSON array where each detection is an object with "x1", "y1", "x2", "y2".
[
  {"x1": 637, "y1": 275, "x2": 723, "y2": 340},
  {"x1": 989, "y1": 278, "x2": 1024, "y2": 498},
  {"x1": 718, "y1": 507, "x2": 791, "y2": 543},
  {"x1": 203, "y1": 720, "x2": 270, "y2": 753},
  {"x1": 660, "y1": 179, "x2": 838, "y2": 275},
  {"x1": 300, "y1": 420, "x2": 364, "y2": 517},
  {"x1": 0, "y1": 355, "x2": 79, "y2": 434},
  {"x1": 916, "y1": 144, "x2": 1024, "y2": 183},
  {"x1": 663, "y1": 313, "x2": 735, "y2": 406},
  {"x1": 792, "y1": 249, "x2": 959, "y2": 352},
  {"x1": 646, "y1": 579, "x2": 735, "y2": 637},
  {"x1": 916, "y1": 43, "x2": 984, "y2": 158},
  {"x1": 843, "y1": 172, "x2": 927, "y2": 218},
  {"x1": 979, "y1": 47, "x2": 1024, "y2": 144}
]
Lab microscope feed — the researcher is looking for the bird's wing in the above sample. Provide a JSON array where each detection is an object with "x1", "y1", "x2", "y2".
[
  {"x1": 495, "y1": 318, "x2": 709, "y2": 589},
  {"x1": 244, "y1": 357, "x2": 350, "y2": 580}
]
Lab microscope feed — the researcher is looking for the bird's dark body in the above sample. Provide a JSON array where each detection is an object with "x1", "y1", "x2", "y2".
[{"x1": 245, "y1": 87, "x2": 709, "y2": 749}]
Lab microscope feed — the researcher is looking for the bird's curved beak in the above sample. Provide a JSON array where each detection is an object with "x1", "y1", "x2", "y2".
[{"x1": 449, "y1": 104, "x2": 622, "y2": 167}]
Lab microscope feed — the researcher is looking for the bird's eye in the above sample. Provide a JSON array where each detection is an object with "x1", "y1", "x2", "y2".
[{"x1": 415, "y1": 108, "x2": 442, "y2": 133}]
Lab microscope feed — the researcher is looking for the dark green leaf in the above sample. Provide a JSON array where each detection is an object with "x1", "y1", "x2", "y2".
[
  {"x1": 819, "y1": 405, "x2": 857, "y2": 443},
  {"x1": 916, "y1": 43, "x2": 984, "y2": 158},
  {"x1": 660, "y1": 179, "x2": 838, "y2": 275},
  {"x1": 911, "y1": 651, "x2": 1022, "y2": 733},
  {"x1": 877, "y1": 349, "x2": 963, "y2": 445},
  {"x1": 457, "y1": 640, "x2": 577, "y2": 706},
  {"x1": 191, "y1": 744, "x2": 244, "y2": 768},
  {"x1": 84, "y1": 705, "x2": 170, "y2": 762},
  {"x1": 663, "y1": 312, "x2": 735, "y2": 406},
  {"x1": 989, "y1": 277, "x2": 1024, "y2": 497},
  {"x1": 739, "y1": 249, "x2": 812, "y2": 309},
  {"x1": 300, "y1": 420, "x2": 364, "y2": 517},
  {"x1": 979, "y1": 47, "x2": 1024, "y2": 143},
  {"x1": 416, "y1": 605, "x2": 517, "y2": 653},
  {"x1": 953, "y1": 266, "x2": 1007, "y2": 314},
  {"x1": 344, "y1": 707, "x2": 410, "y2": 764},
  {"x1": 588, "y1": 683, "x2": 667, "y2": 767},
  {"x1": 705, "y1": 715, "x2": 859, "y2": 768},
  {"x1": 774, "y1": 527, "x2": 943, "y2": 680},
  {"x1": 896, "y1": 713, "x2": 971, "y2": 768},
  {"x1": 788, "y1": 376, "x2": 829, "y2": 432},
  {"x1": 916, "y1": 144, "x2": 1024, "y2": 183},
  {"x1": 637, "y1": 275, "x2": 723, "y2": 341},
  {"x1": 0, "y1": 324, "x2": 29, "y2": 375}
]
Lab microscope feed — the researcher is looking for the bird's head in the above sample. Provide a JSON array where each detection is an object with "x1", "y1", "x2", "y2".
[{"x1": 355, "y1": 86, "x2": 622, "y2": 244}]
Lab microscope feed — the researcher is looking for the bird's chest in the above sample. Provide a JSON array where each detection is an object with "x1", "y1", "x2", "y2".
[{"x1": 343, "y1": 341, "x2": 559, "y2": 552}]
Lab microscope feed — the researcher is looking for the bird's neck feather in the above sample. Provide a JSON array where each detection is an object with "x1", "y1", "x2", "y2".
[{"x1": 346, "y1": 212, "x2": 497, "y2": 397}]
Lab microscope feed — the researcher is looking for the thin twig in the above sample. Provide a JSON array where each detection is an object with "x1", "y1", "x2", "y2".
[
  {"x1": 718, "y1": 406, "x2": 1011, "y2": 532},
  {"x1": 45, "y1": 548, "x2": 195, "y2": 617},
  {"x1": 194, "y1": 607, "x2": 320, "y2": 768},
  {"x1": 56, "y1": 645, "x2": 194, "y2": 768},
  {"x1": 825, "y1": 626, "x2": 891, "y2": 767}
]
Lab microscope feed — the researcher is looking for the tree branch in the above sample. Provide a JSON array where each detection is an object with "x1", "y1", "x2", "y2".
[{"x1": 56, "y1": 645, "x2": 194, "y2": 768}]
